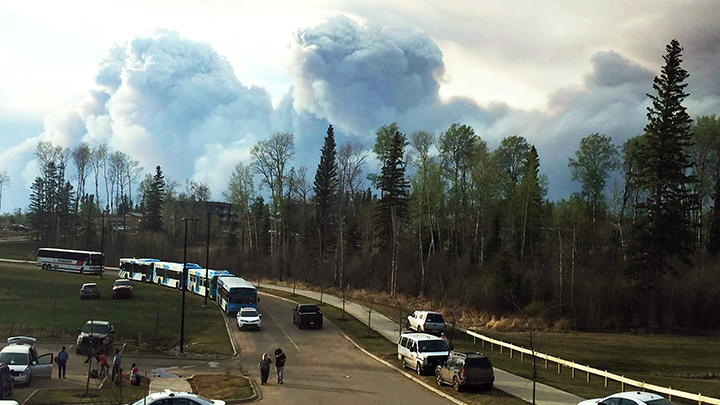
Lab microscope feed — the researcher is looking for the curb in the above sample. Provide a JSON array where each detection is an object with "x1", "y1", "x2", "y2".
[
  {"x1": 21, "y1": 388, "x2": 40, "y2": 405},
  {"x1": 258, "y1": 290, "x2": 467, "y2": 405},
  {"x1": 217, "y1": 304, "x2": 239, "y2": 358}
]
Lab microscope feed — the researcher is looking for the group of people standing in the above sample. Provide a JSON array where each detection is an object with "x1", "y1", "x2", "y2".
[
  {"x1": 56, "y1": 347, "x2": 136, "y2": 385},
  {"x1": 259, "y1": 348, "x2": 286, "y2": 385}
]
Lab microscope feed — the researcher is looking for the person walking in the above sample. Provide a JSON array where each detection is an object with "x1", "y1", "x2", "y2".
[
  {"x1": 259, "y1": 353, "x2": 272, "y2": 385},
  {"x1": 274, "y1": 348, "x2": 286, "y2": 384},
  {"x1": 99, "y1": 352, "x2": 109, "y2": 378},
  {"x1": 56, "y1": 346, "x2": 68, "y2": 379},
  {"x1": 111, "y1": 349, "x2": 122, "y2": 382}
]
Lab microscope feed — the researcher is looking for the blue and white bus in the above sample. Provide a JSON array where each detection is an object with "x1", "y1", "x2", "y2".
[
  {"x1": 216, "y1": 277, "x2": 258, "y2": 315},
  {"x1": 152, "y1": 261, "x2": 202, "y2": 289},
  {"x1": 118, "y1": 258, "x2": 159, "y2": 282},
  {"x1": 187, "y1": 268, "x2": 233, "y2": 299}
]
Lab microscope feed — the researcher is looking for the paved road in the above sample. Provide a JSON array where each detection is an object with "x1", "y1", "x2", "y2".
[
  {"x1": 230, "y1": 293, "x2": 452, "y2": 405},
  {"x1": 257, "y1": 283, "x2": 585, "y2": 405}
]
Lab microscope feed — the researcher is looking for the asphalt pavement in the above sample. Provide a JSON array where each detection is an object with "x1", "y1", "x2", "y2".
[
  {"x1": 257, "y1": 283, "x2": 585, "y2": 405},
  {"x1": 231, "y1": 293, "x2": 454, "y2": 405}
]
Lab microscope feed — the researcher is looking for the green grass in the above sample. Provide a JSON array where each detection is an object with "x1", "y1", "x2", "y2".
[
  {"x1": 25, "y1": 379, "x2": 149, "y2": 404},
  {"x1": 189, "y1": 374, "x2": 254, "y2": 400},
  {"x1": 0, "y1": 240, "x2": 36, "y2": 260},
  {"x1": 0, "y1": 264, "x2": 232, "y2": 356},
  {"x1": 341, "y1": 294, "x2": 720, "y2": 404},
  {"x1": 260, "y1": 288, "x2": 529, "y2": 405}
]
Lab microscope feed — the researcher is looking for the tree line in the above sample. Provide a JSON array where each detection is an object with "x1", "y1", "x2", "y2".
[{"x1": 15, "y1": 39, "x2": 720, "y2": 332}]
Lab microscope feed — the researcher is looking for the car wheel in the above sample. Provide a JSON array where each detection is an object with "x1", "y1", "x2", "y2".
[
  {"x1": 453, "y1": 377, "x2": 463, "y2": 392},
  {"x1": 436, "y1": 372, "x2": 443, "y2": 386},
  {"x1": 485, "y1": 382, "x2": 493, "y2": 390},
  {"x1": 416, "y1": 362, "x2": 423, "y2": 376}
]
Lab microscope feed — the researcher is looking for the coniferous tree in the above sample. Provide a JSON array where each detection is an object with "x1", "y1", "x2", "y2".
[
  {"x1": 143, "y1": 166, "x2": 166, "y2": 232},
  {"x1": 375, "y1": 129, "x2": 409, "y2": 295},
  {"x1": 313, "y1": 125, "x2": 338, "y2": 263},
  {"x1": 628, "y1": 39, "x2": 697, "y2": 319},
  {"x1": 519, "y1": 146, "x2": 544, "y2": 261}
]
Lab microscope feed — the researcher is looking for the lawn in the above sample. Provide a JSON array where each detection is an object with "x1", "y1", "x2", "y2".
[
  {"x1": 260, "y1": 287, "x2": 530, "y2": 405},
  {"x1": 189, "y1": 374, "x2": 254, "y2": 400},
  {"x1": 342, "y1": 294, "x2": 720, "y2": 404},
  {"x1": 26, "y1": 379, "x2": 149, "y2": 405},
  {"x1": 0, "y1": 262, "x2": 232, "y2": 356},
  {"x1": 0, "y1": 240, "x2": 36, "y2": 261}
]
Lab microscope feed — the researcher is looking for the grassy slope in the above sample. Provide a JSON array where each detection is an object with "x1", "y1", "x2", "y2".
[
  {"x1": 260, "y1": 287, "x2": 530, "y2": 405},
  {"x1": 0, "y1": 263, "x2": 232, "y2": 355},
  {"x1": 347, "y1": 298, "x2": 720, "y2": 404},
  {"x1": 0, "y1": 240, "x2": 36, "y2": 260}
]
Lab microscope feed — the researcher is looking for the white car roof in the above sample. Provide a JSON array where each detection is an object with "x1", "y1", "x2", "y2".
[
  {"x1": 140, "y1": 390, "x2": 221, "y2": 405},
  {"x1": 606, "y1": 392, "x2": 667, "y2": 403},
  {"x1": 401, "y1": 332, "x2": 442, "y2": 341},
  {"x1": 414, "y1": 310, "x2": 443, "y2": 315},
  {"x1": 1, "y1": 345, "x2": 31, "y2": 354},
  {"x1": 82, "y1": 283, "x2": 98, "y2": 287}
]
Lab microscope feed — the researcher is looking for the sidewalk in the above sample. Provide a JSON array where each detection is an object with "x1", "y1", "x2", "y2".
[{"x1": 257, "y1": 282, "x2": 584, "y2": 405}]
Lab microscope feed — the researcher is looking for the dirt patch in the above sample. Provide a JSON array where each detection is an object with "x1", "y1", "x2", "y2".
[{"x1": 189, "y1": 374, "x2": 254, "y2": 400}]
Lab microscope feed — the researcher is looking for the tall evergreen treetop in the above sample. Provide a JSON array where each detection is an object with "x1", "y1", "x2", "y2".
[
  {"x1": 629, "y1": 39, "x2": 697, "y2": 286},
  {"x1": 314, "y1": 125, "x2": 338, "y2": 225}
]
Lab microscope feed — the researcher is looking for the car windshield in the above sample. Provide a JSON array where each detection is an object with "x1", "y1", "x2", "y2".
[
  {"x1": 426, "y1": 314, "x2": 444, "y2": 323},
  {"x1": 114, "y1": 280, "x2": 131, "y2": 287},
  {"x1": 83, "y1": 285, "x2": 98, "y2": 290},
  {"x1": 464, "y1": 357, "x2": 492, "y2": 368},
  {"x1": 418, "y1": 340, "x2": 448, "y2": 352},
  {"x1": 0, "y1": 352, "x2": 28, "y2": 365},
  {"x1": 299, "y1": 305, "x2": 319, "y2": 313},
  {"x1": 241, "y1": 309, "x2": 258, "y2": 317},
  {"x1": 82, "y1": 324, "x2": 110, "y2": 334},
  {"x1": 645, "y1": 400, "x2": 676, "y2": 405}
]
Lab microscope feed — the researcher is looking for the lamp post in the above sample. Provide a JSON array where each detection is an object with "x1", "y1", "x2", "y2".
[
  {"x1": 205, "y1": 212, "x2": 212, "y2": 307},
  {"x1": 180, "y1": 217, "x2": 198, "y2": 353}
]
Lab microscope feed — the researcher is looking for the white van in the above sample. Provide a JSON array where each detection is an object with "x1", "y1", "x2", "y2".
[
  {"x1": 397, "y1": 333, "x2": 449, "y2": 375},
  {"x1": 0, "y1": 337, "x2": 53, "y2": 386}
]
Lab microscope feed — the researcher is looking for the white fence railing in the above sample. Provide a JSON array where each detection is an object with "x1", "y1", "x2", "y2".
[{"x1": 463, "y1": 329, "x2": 719, "y2": 405}]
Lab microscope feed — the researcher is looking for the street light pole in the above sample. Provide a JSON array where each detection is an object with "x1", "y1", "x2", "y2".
[
  {"x1": 180, "y1": 217, "x2": 198, "y2": 353},
  {"x1": 205, "y1": 212, "x2": 211, "y2": 307}
]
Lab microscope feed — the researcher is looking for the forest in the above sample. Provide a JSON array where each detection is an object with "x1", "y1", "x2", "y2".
[{"x1": 8, "y1": 39, "x2": 720, "y2": 333}]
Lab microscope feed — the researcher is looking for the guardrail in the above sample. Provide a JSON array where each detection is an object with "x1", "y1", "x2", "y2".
[{"x1": 463, "y1": 329, "x2": 719, "y2": 405}]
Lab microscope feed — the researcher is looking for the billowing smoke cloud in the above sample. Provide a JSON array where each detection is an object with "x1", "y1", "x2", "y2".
[{"x1": 3, "y1": 13, "x2": 720, "y2": 211}]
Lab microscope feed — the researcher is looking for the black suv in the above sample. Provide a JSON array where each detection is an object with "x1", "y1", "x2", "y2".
[
  {"x1": 0, "y1": 362, "x2": 13, "y2": 399},
  {"x1": 435, "y1": 351, "x2": 494, "y2": 392},
  {"x1": 76, "y1": 320, "x2": 114, "y2": 356}
]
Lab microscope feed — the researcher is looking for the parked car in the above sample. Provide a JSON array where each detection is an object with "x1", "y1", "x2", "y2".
[
  {"x1": 578, "y1": 392, "x2": 676, "y2": 405},
  {"x1": 131, "y1": 390, "x2": 225, "y2": 405},
  {"x1": 292, "y1": 304, "x2": 323, "y2": 329},
  {"x1": 76, "y1": 320, "x2": 114, "y2": 356},
  {"x1": 435, "y1": 351, "x2": 494, "y2": 391},
  {"x1": 0, "y1": 363, "x2": 14, "y2": 399},
  {"x1": 397, "y1": 332, "x2": 449, "y2": 375},
  {"x1": 80, "y1": 283, "x2": 100, "y2": 300},
  {"x1": 407, "y1": 311, "x2": 445, "y2": 335},
  {"x1": 0, "y1": 337, "x2": 53, "y2": 387},
  {"x1": 112, "y1": 279, "x2": 133, "y2": 299},
  {"x1": 236, "y1": 308, "x2": 262, "y2": 331}
]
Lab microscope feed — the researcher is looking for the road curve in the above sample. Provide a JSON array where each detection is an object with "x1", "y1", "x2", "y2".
[{"x1": 229, "y1": 294, "x2": 453, "y2": 405}]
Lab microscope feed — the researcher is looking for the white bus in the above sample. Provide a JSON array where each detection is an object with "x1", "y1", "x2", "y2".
[{"x1": 37, "y1": 248, "x2": 104, "y2": 275}]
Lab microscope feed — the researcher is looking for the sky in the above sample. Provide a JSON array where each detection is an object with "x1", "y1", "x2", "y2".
[{"x1": 0, "y1": 0, "x2": 719, "y2": 213}]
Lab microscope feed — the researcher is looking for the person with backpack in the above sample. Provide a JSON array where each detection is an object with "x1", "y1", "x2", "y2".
[{"x1": 274, "y1": 348, "x2": 286, "y2": 384}]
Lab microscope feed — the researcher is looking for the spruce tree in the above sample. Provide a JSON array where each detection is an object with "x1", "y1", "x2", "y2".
[
  {"x1": 143, "y1": 165, "x2": 166, "y2": 232},
  {"x1": 313, "y1": 125, "x2": 338, "y2": 261},
  {"x1": 375, "y1": 130, "x2": 409, "y2": 294},
  {"x1": 628, "y1": 39, "x2": 697, "y2": 289}
]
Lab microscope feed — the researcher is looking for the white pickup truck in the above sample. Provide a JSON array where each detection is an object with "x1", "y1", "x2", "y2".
[{"x1": 407, "y1": 311, "x2": 445, "y2": 335}]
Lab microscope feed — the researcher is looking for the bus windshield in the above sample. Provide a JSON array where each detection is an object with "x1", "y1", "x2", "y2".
[{"x1": 228, "y1": 289, "x2": 257, "y2": 304}]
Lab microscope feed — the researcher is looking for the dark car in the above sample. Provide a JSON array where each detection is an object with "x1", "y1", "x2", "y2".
[
  {"x1": 292, "y1": 304, "x2": 323, "y2": 329},
  {"x1": 435, "y1": 351, "x2": 494, "y2": 392},
  {"x1": 112, "y1": 279, "x2": 133, "y2": 299},
  {"x1": 80, "y1": 283, "x2": 100, "y2": 300},
  {"x1": 0, "y1": 363, "x2": 14, "y2": 399},
  {"x1": 76, "y1": 321, "x2": 114, "y2": 356}
]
